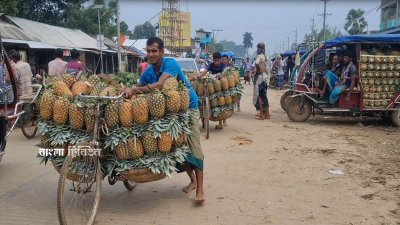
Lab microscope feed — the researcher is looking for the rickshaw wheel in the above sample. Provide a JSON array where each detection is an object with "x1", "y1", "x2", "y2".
[
  {"x1": 57, "y1": 156, "x2": 101, "y2": 225},
  {"x1": 391, "y1": 106, "x2": 400, "y2": 127},
  {"x1": 286, "y1": 96, "x2": 312, "y2": 122},
  {"x1": 20, "y1": 104, "x2": 38, "y2": 139},
  {"x1": 203, "y1": 97, "x2": 210, "y2": 139},
  {"x1": 123, "y1": 180, "x2": 137, "y2": 191},
  {"x1": 280, "y1": 90, "x2": 295, "y2": 111}
]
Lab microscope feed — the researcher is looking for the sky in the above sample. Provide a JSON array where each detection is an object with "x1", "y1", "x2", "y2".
[{"x1": 120, "y1": 0, "x2": 381, "y2": 55}]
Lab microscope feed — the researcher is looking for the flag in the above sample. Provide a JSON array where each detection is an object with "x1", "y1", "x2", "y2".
[{"x1": 119, "y1": 33, "x2": 126, "y2": 46}]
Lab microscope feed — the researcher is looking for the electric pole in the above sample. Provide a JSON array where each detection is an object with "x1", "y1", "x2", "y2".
[
  {"x1": 287, "y1": 37, "x2": 290, "y2": 51},
  {"x1": 116, "y1": 0, "x2": 122, "y2": 73},
  {"x1": 294, "y1": 29, "x2": 298, "y2": 48},
  {"x1": 212, "y1": 28, "x2": 223, "y2": 53},
  {"x1": 319, "y1": 0, "x2": 332, "y2": 41}
]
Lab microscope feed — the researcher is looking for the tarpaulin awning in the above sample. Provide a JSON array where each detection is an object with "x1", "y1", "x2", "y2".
[
  {"x1": 324, "y1": 34, "x2": 400, "y2": 48},
  {"x1": 3, "y1": 38, "x2": 59, "y2": 49}
]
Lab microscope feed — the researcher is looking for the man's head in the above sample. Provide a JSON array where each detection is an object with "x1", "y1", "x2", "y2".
[
  {"x1": 212, "y1": 52, "x2": 222, "y2": 67},
  {"x1": 342, "y1": 51, "x2": 352, "y2": 65},
  {"x1": 11, "y1": 51, "x2": 21, "y2": 63},
  {"x1": 70, "y1": 49, "x2": 80, "y2": 60},
  {"x1": 257, "y1": 42, "x2": 265, "y2": 55},
  {"x1": 221, "y1": 55, "x2": 229, "y2": 65},
  {"x1": 332, "y1": 54, "x2": 339, "y2": 65},
  {"x1": 55, "y1": 48, "x2": 63, "y2": 59},
  {"x1": 146, "y1": 37, "x2": 164, "y2": 65}
]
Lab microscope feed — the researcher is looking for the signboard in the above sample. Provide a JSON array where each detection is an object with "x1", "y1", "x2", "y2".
[{"x1": 159, "y1": 12, "x2": 191, "y2": 48}]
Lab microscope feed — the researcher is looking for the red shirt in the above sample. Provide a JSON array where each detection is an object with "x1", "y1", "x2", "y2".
[{"x1": 66, "y1": 60, "x2": 84, "y2": 76}]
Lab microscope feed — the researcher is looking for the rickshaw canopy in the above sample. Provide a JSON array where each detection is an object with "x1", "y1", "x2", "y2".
[
  {"x1": 221, "y1": 51, "x2": 235, "y2": 58},
  {"x1": 324, "y1": 34, "x2": 400, "y2": 48}
]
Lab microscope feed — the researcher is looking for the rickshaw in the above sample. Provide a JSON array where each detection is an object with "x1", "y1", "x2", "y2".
[
  {"x1": 285, "y1": 34, "x2": 400, "y2": 126},
  {"x1": 0, "y1": 35, "x2": 26, "y2": 163},
  {"x1": 280, "y1": 44, "x2": 316, "y2": 111}
]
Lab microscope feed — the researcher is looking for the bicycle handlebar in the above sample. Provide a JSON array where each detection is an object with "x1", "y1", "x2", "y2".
[{"x1": 78, "y1": 93, "x2": 125, "y2": 100}]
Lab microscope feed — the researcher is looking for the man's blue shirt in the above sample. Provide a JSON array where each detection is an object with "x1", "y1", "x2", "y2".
[
  {"x1": 207, "y1": 62, "x2": 226, "y2": 74},
  {"x1": 139, "y1": 57, "x2": 198, "y2": 110}
]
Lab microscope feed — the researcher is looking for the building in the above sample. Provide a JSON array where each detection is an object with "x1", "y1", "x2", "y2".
[
  {"x1": 380, "y1": 0, "x2": 400, "y2": 33},
  {"x1": 0, "y1": 13, "x2": 137, "y2": 74},
  {"x1": 192, "y1": 29, "x2": 211, "y2": 58}
]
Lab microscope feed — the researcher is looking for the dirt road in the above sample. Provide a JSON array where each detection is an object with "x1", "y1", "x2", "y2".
[{"x1": 0, "y1": 84, "x2": 399, "y2": 225}]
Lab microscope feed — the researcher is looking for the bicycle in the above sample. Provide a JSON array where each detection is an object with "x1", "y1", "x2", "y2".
[
  {"x1": 56, "y1": 93, "x2": 135, "y2": 225},
  {"x1": 19, "y1": 79, "x2": 42, "y2": 139}
]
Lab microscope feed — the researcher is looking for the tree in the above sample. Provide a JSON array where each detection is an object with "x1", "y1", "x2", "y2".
[
  {"x1": 0, "y1": 0, "x2": 86, "y2": 26},
  {"x1": 130, "y1": 21, "x2": 156, "y2": 39},
  {"x1": 303, "y1": 25, "x2": 343, "y2": 42},
  {"x1": 242, "y1": 32, "x2": 253, "y2": 56},
  {"x1": 344, "y1": 9, "x2": 368, "y2": 35},
  {"x1": 219, "y1": 40, "x2": 246, "y2": 57}
]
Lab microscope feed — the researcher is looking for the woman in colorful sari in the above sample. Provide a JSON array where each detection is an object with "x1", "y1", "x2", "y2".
[{"x1": 253, "y1": 42, "x2": 270, "y2": 120}]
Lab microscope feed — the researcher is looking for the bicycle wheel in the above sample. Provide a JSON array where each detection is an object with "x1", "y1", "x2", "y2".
[
  {"x1": 123, "y1": 180, "x2": 137, "y2": 191},
  {"x1": 20, "y1": 104, "x2": 38, "y2": 139},
  {"x1": 57, "y1": 156, "x2": 101, "y2": 225},
  {"x1": 203, "y1": 97, "x2": 210, "y2": 139}
]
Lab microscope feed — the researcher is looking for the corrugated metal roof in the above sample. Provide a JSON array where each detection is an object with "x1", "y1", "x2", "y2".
[
  {"x1": 0, "y1": 17, "x2": 38, "y2": 41},
  {"x1": 3, "y1": 38, "x2": 59, "y2": 49},
  {"x1": 5, "y1": 15, "x2": 98, "y2": 49}
]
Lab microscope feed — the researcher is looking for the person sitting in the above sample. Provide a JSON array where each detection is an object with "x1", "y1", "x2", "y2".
[
  {"x1": 322, "y1": 51, "x2": 357, "y2": 106},
  {"x1": 12, "y1": 51, "x2": 33, "y2": 98},
  {"x1": 65, "y1": 49, "x2": 84, "y2": 80},
  {"x1": 48, "y1": 48, "x2": 67, "y2": 76}
]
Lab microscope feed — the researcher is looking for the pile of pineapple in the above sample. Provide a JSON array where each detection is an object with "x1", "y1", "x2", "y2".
[
  {"x1": 38, "y1": 74, "x2": 192, "y2": 177},
  {"x1": 192, "y1": 68, "x2": 243, "y2": 119},
  {"x1": 359, "y1": 49, "x2": 400, "y2": 108}
]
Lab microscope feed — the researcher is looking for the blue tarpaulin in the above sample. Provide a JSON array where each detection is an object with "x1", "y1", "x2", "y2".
[
  {"x1": 281, "y1": 50, "x2": 306, "y2": 57},
  {"x1": 221, "y1": 51, "x2": 235, "y2": 58},
  {"x1": 324, "y1": 34, "x2": 400, "y2": 48}
]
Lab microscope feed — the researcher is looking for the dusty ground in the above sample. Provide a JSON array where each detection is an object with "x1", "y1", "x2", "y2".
[{"x1": 0, "y1": 84, "x2": 399, "y2": 225}]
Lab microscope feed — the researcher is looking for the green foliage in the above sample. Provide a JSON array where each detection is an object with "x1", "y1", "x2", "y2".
[
  {"x1": 113, "y1": 72, "x2": 138, "y2": 88},
  {"x1": 345, "y1": 8, "x2": 368, "y2": 35},
  {"x1": 303, "y1": 25, "x2": 343, "y2": 43},
  {"x1": 130, "y1": 21, "x2": 156, "y2": 39},
  {"x1": 219, "y1": 40, "x2": 246, "y2": 57}
]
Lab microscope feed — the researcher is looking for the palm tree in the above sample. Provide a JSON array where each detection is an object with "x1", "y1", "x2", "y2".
[
  {"x1": 242, "y1": 32, "x2": 253, "y2": 57},
  {"x1": 344, "y1": 9, "x2": 368, "y2": 35}
]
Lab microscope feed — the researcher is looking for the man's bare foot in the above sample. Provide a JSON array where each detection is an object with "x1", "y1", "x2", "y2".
[
  {"x1": 195, "y1": 190, "x2": 205, "y2": 205},
  {"x1": 182, "y1": 182, "x2": 197, "y2": 193},
  {"x1": 215, "y1": 124, "x2": 223, "y2": 130}
]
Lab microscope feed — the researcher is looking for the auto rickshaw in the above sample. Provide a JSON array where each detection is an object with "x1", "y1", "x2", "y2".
[
  {"x1": 285, "y1": 34, "x2": 400, "y2": 126},
  {"x1": 234, "y1": 57, "x2": 245, "y2": 78},
  {"x1": 0, "y1": 35, "x2": 25, "y2": 163}
]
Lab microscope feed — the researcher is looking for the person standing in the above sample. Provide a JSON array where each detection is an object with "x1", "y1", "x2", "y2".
[
  {"x1": 273, "y1": 55, "x2": 285, "y2": 89},
  {"x1": 124, "y1": 37, "x2": 205, "y2": 204},
  {"x1": 48, "y1": 48, "x2": 67, "y2": 76},
  {"x1": 12, "y1": 51, "x2": 32, "y2": 97},
  {"x1": 65, "y1": 49, "x2": 84, "y2": 80},
  {"x1": 253, "y1": 42, "x2": 270, "y2": 120},
  {"x1": 138, "y1": 57, "x2": 149, "y2": 76},
  {"x1": 243, "y1": 57, "x2": 252, "y2": 84}
]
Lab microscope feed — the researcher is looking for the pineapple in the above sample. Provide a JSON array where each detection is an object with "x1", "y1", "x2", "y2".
[
  {"x1": 142, "y1": 131, "x2": 157, "y2": 155},
  {"x1": 233, "y1": 71, "x2": 240, "y2": 83},
  {"x1": 39, "y1": 89, "x2": 56, "y2": 121},
  {"x1": 69, "y1": 99, "x2": 85, "y2": 129},
  {"x1": 220, "y1": 77, "x2": 229, "y2": 91},
  {"x1": 41, "y1": 135, "x2": 51, "y2": 148},
  {"x1": 173, "y1": 133, "x2": 186, "y2": 147},
  {"x1": 115, "y1": 141, "x2": 130, "y2": 160},
  {"x1": 119, "y1": 100, "x2": 133, "y2": 127},
  {"x1": 53, "y1": 81, "x2": 73, "y2": 98},
  {"x1": 162, "y1": 77, "x2": 179, "y2": 92},
  {"x1": 105, "y1": 101, "x2": 120, "y2": 128},
  {"x1": 147, "y1": 91, "x2": 165, "y2": 119},
  {"x1": 207, "y1": 82, "x2": 215, "y2": 94},
  {"x1": 71, "y1": 81, "x2": 89, "y2": 96},
  {"x1": 90, "y1": 82, "x2": 107, "y2": 96},
  {"x1": 218, "y1": 96, "x2": 226, "y2": 106},
  {"x1": 48, "y1": 75, "x2": 63, "y2": 84},
  {"x1": 78, "y1": 75, "x2": 88, "y2": 82},
  {"x1": 85, "y1": 105, "x2": 95, "y2": 134},
  {"x1": 127, "y1": 137, "x2": 144, "y2": 158},
  {"x1": 227, "y1": 75, "x2": 235, "y2": 88},
  {"x1": 88, "y1": 75, "x2": 101, "y2": 86},
  {"x1": 213, "y1": 79, "x2": 222, "y2": 92},
  {"x1": 62, "y1": 74, "x2": 75, "y2": 88},
  {"x1": 178, "y1": 84, "x2": 190, "y2": 111},
  {"x1": 53, "y1": 97, "x2": 69, "y2": 125},
  {"x1": 196, "y1": 83, "x2": 205, "y2": 96},
  {"x1": 225, "y1": 95, "x2": 233, "y2": 105},
  {"x1": 165, "y1": 90, "x2": 181, "y2": 114},
  {"x1": 211, "y1": 99, "x2": 218, "y2": 108},
  {"x1": 100, "y1": 86, "x2": 117, "y2": 96},
  {"x1": 131, "y1": 95, "x2": 149, "y2": 125},
  {"x1": 158, "y1": 132, "x2": 172, "y2": 154}
]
